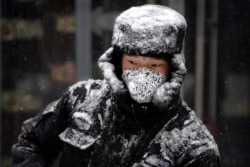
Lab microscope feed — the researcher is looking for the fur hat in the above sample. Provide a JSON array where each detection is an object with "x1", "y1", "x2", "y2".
[{"x1": 112, "y1": 4, "x2": 187, "y2": 56}]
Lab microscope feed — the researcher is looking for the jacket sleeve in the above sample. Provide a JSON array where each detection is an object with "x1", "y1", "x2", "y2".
[
  {"x1": 131, "y1": 149, "x2": 220, "y2": 167},
  {"x1": 183, "y1": 149, "x2": 221, "y2": 167},
  {"x1": 131, "y1": 117, "x2": 221, "y2": 167},
  {"x1": 12, "y1": 92, "x2": 70, "y2": 167}
]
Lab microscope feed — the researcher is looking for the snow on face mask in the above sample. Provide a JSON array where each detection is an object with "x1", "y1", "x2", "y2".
[{"x1": 122, "y1": 67, "x2": 167, "y2": 103}]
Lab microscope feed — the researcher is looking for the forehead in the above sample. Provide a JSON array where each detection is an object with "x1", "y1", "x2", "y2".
[{"x1": 123, "y1": 54, "x2": 167, "y2": 62}]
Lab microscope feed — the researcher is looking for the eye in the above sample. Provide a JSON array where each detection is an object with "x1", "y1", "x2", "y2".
[
  {"x1": 128, "y1": 60, "x2": 137, "y2": 65},
  {"x1": 151, "y1": 64, "x2": 161, "y2": 67}
]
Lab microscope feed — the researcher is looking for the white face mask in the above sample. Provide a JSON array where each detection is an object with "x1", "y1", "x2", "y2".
[{"x1": 122, "y1": 67, "x2": 167, "y2": 103}]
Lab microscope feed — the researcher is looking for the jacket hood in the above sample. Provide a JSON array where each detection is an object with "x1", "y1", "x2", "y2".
[{"x1": 98, "y1": 47, "x2": 187, "y2": 109}]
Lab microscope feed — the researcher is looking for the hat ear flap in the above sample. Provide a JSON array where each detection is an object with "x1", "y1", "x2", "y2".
[
  {"x1": 98, "y1": 47, "x2": 126, "y2": 94},
  {"x1": 152, "y1": 53, "x2": 186, "y2": 108}
]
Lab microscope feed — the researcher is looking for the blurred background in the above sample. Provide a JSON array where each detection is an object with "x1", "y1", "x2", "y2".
[{"x1": 0, "y1": 0, "x2": 249, "y2": 166}]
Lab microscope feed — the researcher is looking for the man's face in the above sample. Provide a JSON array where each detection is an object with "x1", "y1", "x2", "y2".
[{"x1": 122, "y1": 53, "x2": 170, "y2": 75}]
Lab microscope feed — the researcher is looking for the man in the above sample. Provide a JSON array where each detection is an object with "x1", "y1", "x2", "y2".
[{"x1": 12, "y1": 4, "x2": 220, "y2": 167}]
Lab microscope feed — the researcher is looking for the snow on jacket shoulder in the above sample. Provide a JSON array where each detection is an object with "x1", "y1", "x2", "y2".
[
  {"x1": 59, "y1": 79, "x2": 112, "y2": 150},
  {"x1": 11, "y1": 79, "x2": 112, "y2": 167}
]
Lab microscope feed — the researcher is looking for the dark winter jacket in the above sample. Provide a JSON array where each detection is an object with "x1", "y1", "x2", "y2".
[
  {"x1": 12, "y1": 5, "x2": 220, "y2": 167},
  {"x1": 12, "y1": 49, "x2": 220, "y2": 167}
]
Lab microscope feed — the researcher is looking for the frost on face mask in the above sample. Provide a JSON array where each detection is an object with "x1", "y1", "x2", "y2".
[{"x1": 122, "y1": 67, "x2": 166, "y2": 103}]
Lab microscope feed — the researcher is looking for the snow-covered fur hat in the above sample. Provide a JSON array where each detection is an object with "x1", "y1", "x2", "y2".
[
  {"x1": 112, "y1": 4, "x2": 187, "y2": 56},
  {"x1": 98, "y1": 5, "x2": 187, "y2": 109}
]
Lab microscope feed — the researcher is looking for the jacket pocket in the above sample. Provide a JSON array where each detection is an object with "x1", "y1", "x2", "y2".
[{"x1": 59, "y1": 128, "x2": 100, "y2": 150}]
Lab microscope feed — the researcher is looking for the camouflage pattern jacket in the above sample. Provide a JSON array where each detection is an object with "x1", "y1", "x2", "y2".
[{"x1": 12, "y1": 47, "x2": 220, "y2": 167}]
